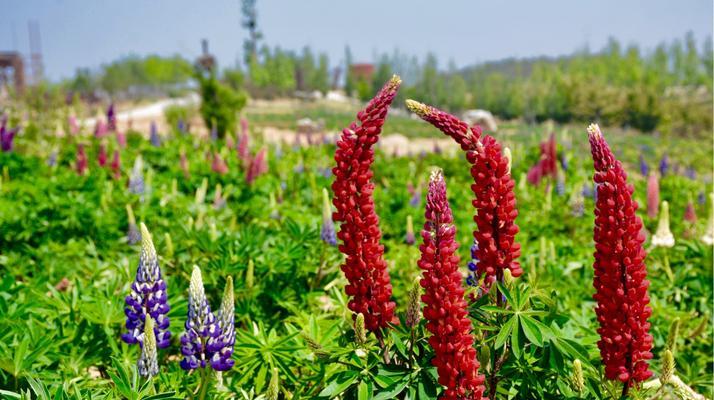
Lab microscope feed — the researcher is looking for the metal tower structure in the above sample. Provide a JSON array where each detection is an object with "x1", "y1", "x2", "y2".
[{"x1": 28, "y1": 20, "x2": 44, "y2": 85}]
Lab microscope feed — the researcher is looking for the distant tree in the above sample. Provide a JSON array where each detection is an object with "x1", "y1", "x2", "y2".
[
  {"x1": 196, "y1": 68, "x2": 247, "y2": 138},
  {"x1": 344, "y1": 46, "x2": 354, "y2": 96},
  {"x1": 241, "y1": 0, "x2": 263, "y2": 66},
  {"x1": 372, "y1": 55, "x2": 392, "y2": 96},
  {"x1": 312, "y1": 53, "x2": 330, "y2": 94}
]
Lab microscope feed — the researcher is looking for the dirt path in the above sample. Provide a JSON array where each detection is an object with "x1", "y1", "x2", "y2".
[{"x1": 83, "y1": 95, "x2": 460, "y2": 156}]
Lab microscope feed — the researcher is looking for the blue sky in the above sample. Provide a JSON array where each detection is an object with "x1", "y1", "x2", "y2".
[{"x1": 2, "y1": 0, "x2": 712, "y2": 81}]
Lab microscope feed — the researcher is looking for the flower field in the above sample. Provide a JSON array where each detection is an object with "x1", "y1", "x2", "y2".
[{"x1": 0, "y1": 77, "x2": 712, "y2": 399}]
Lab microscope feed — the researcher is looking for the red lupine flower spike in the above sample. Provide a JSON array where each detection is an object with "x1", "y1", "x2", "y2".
[
  {"x1": 419, "y1": 170, "x2": 486, "y2": 400},
  {"x1": 587, "y1": 123, "x2": 653, "y2": 389},
  {"x1": 405, "y1": 100, "x2": 480, "y2": 150},
  {"x1": 331, "y1": 76, "x2": 401, "y2": 335},
  {"x1": 406, "y1": 100, "x2": 522, "y2": 292}
]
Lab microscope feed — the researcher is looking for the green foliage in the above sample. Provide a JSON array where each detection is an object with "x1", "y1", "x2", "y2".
[
  {"x1": 100, "y1": 55, "x2": 193, "y2": 95},
  {"x1": 196, "y1": 70, "x2": 248, "y2": 138},
  {"x1": 0, "y1": 104, "x2": 711, "y2": 398}
]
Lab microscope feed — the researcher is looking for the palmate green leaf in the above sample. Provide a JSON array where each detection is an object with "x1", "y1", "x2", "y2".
[
  {"x1": 372, "y1": 377, "x2": 409, "y2": 400},
  {"x1": 318, "y1": 370, "x2": 359, "y2": 398},
  {"x1": 357, "y1": 380, "x2": 371, "y2": 400},
  {"x1": 511, "y1": 318, "x2": 523, "y2": 359},
  {"x1": 373, "y1": 365, "x2": 408, "y2": 388},
  {"x1": 519, "y1": 315, "x2": 544, "y2": 346},
  {"x1": 494, "y1": 315, "x2": 516, "y2": 349}
]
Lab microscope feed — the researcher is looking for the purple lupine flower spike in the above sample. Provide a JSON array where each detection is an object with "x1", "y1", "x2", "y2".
[
  {"x1": 320, "y1": 188, "x2": 337, "y2": 246},
  {"x1": 180, "y1": 265, "x2": 221, "y2": 370},
  {"x1": 560, "y1": 152, "x2": 568, "y2": 172},
  {"x1": 122, "y1": 223, "x2": 171, "y2": 349},
  {"x1": 639, "y1": 154, "x2": 649, "y2": 176},
  {"x1": 409, "y1": 185, "x2": 421, "y2": 208},
  {"x1": 128, "y1": 156, "x2": 145, "y2": 197},
  {"x1": 465, "y1": 239, "x2": 480, "y2": 287},
  {"x1": 685, "y1": 167, "x2": 696, "y2": 180},
  {"x1": 209, "y1": 277, "x2": 235, "y2": 371},
  {"x1": 150, "y1": 121, "x2": 161, "y2": 147},
  {"x1": 556, "y1": 169, "x2": 566, "y2": 196},
  {"x1": 659, "y1": 154, "x2": 669, "y2": 176},
  {"x1": 1, "y1": 116, "x2": 19, "y2": 153},
  {"x1": 177, "y1": 118, "x2": 186, "y2": 135},
  {"x1": 107, "y1": 103, "x2": 117, "y2": 132},
  {"x1": 210, "y1": 123, "x2": 218, "y2": 141}
]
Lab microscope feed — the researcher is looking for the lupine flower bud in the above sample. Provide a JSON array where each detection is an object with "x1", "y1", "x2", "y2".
[
  {"x1": 138, "y1": 315, "x2": 159, "y2": 378},
  {"x1": 405, "y1": 280, "x2": 421, "y2": 329},
  {"x1": 94, "y1": 119, "x2": 108, "y2": 138},
  {"x1": 128, "y1": 156, "x2": 145, "y2": 196},
  {"x1": 246, "y1": 148, "x2": 268, "y2": 184},
  {"x1": 213, "y1": 184, "x2": 226, "y2": 210},
  {"x1": 195, "y1": 178, "x2": 208, "y2": 205},
  {"x1": 150, "y1": 121, "x2": 161, "y2": 147},
  {"x1": 587, "y1": 123, "x2": 653, "y2": 386},
  {"x1": 180, "y1": 265, "x2": 220, "y2": 370},
  {"x1": 0, "y1": 116, "x2": 19, "y2": 153},
  {"x1": 526, "y1": 134, "x2": 558, "y2": 186},
  {"x1": 405, "y1": 215, "x2": 415, "y2": 245},
  {"x1": 180, "y1": 149, "x2": 190, "y2": 179},
  {"x1": 652, "y1": 201, "x2": 675, "y2": 248},
  {"x1": 409, "y1": 185, "x2": 422, "y2": 208},
  {"x1": 639, "y1": 154, "x2": 648, "y2": 176},
  {"x1": 320, "y1": 188, "x2": 337, "y2": 246},
  {"x1": 417, "y1": 170, "x2": 486, "y2": 400},
  {"x1": 107, "y1": 103, "x2": 117, "y2": 132},
  {"x1": 177, "y1": 118, "x2": 186, "y2": 134},
  {"x1": 407, "y1": 99, "x2": 523, "y2": 291},
  {"x1": 571, "y1": 190, "x2": 585, "y2": 217},
  {"x1": 47, "y1": 149, "x2": 58, "y2": 167},
  {"x1": 332, "y1": 77, "x2": 400, "y2": 334},
  {"x1": 245, "y1": 260, "x2": 254, "y2": 290},
  {"x1": 556, "y1": 169, "x2": 566, "y2": 196},
  {"x1": 354, "y1": 313, "x2": 367, "y2": 345},
  {"x1": 116, "y1": 130, "x2": 127, "y2": 148},
  {"x1": 209, "y1": 277, "x2": 235, "y2": 371},
  {"x1": 666, "y1": 318, "x2": 680, "y2": 353},
  {"x1": 126, "y1": 204, "x2": 141, "y2": 245},
  {"x1": 266, "y1": 367, "x2": 280, "y2": 400},
  {"x1": 110, "y1": 150, "x2": 121, "y2": 180},
  {"x1": 210, "y1": 122, "x2": 218, "y2": 141},
  {"x1": 98, "y1": 143, "x2": 108, "y2": 167},
  {"x1": 164, "y1": 232, "x2": 174, "y2": 260},
  {"x1": 647, "y1": 172, "x2": 659, "y2": 219},
  {"x1": 237, "y1": 131, "x2": 251, "y2": 168},
  {"x1": 660, "y1": 349, "x2": 674, "y2": 385},
  {"x1": 76, "y1": 144, "x2": 88, "y2": 175},
  {"x1": 684, "y1": 199, "x2": 697, "y2": 223},
  {"x1": 703, "y1": 193, "x2": 714, "y2": 246},
  {"x1": 572, "y1": 359, "x2": 585, "y2": 395},
  {"x1": 302, "y1": 334, "x2": 330, "y2": 359},
  {"x1": 659, "y1": 154, "x2": 669, "y2": 176},
  {"x1": 122, "y1": 223, "x2": 171, "y2": 348},
  {"x1": 211, "y1": 152, "x2": 229, "y2": 175},
  {"x1": 68, "y1": 115, "x2": 79, "y2": 135}
]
